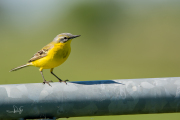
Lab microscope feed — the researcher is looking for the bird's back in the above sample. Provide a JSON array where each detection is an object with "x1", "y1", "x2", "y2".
[{"x1": 31, "y1": 41, "x2": 72, "y2": 69}]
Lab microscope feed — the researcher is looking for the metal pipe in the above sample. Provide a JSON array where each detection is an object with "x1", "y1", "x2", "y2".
[{"x1": 0, "y1": 77, "x2": 180, "y2": 119}]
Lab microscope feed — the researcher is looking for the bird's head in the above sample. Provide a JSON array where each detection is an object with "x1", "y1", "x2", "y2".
[{"x1": 53, "y1": 33, "x2": 80, "y2": 43}]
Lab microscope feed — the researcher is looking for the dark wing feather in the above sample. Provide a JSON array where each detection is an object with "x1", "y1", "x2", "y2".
[{"x1": 28, "y1": 43, "x2": 54, "y2": 63}]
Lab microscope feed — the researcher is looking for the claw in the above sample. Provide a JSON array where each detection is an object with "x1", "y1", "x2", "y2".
[
  {"x1": 43, "y1": 80, "x2": 53, "y2": 87},
  {"x1": 59, "y1": 79, "x2": 69, "y2": 85}
]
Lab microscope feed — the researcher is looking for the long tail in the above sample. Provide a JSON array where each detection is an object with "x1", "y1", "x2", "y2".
[{"x1": 9, "y1": 63, "x2": 32, "y2": 72}]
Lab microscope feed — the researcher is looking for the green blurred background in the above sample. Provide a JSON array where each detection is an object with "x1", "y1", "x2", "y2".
[{"x1": 1, "y1": 0, "x2": 180, "y2": 120}]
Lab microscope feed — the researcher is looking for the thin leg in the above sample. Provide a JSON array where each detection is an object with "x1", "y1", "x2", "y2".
[
  {"x1": 50, "y1": 68, "x2": 69, "y2": 84},
  {"x1": 40, "y1": 70, "x2": 52, "y2": 87}
]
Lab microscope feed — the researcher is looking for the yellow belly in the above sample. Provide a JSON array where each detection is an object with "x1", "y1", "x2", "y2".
[{"x1": 31, "y1": 42, "x2": 71, "y2": 69}]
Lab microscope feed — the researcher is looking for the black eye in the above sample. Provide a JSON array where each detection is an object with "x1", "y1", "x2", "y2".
[{"x1": 64, "y1": 37, "x2": 67, "y2": 39}]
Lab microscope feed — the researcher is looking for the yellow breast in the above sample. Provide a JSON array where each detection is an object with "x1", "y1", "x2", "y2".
[{"x1": 31, "y1": 41, "x2": 72, "y2": 69}]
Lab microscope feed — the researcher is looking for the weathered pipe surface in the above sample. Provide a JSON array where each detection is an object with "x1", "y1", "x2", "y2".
[{"x1": 0, "y1": 77, "x2": 180, "y2": 119}]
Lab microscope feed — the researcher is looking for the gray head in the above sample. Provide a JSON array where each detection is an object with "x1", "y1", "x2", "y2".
[{"x1": 53, "y1": 33, "x2": 81, "y2": 43}]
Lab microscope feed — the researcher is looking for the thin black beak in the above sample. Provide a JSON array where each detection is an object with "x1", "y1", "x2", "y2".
[{"x1": 72, "y1": 35, "x2": 81, "y2": 39}]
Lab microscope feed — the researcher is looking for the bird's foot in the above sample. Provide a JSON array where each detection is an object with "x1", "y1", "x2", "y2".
[
  {"x1": 43, "y1": 80, "x2": 53, "y2": 87},
  {"x1": 59, "y1": 79, "x2": 69, "y2": 85}
]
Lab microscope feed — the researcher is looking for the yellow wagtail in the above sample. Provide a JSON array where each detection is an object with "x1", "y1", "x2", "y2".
[{"x1": 10, "y1": 33, "x2": 80, "y2": 86}]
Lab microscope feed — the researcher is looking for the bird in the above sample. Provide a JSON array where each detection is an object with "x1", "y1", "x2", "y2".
[{"x1": 10, "y1": 33, "x2": 80, "y2": 86}]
